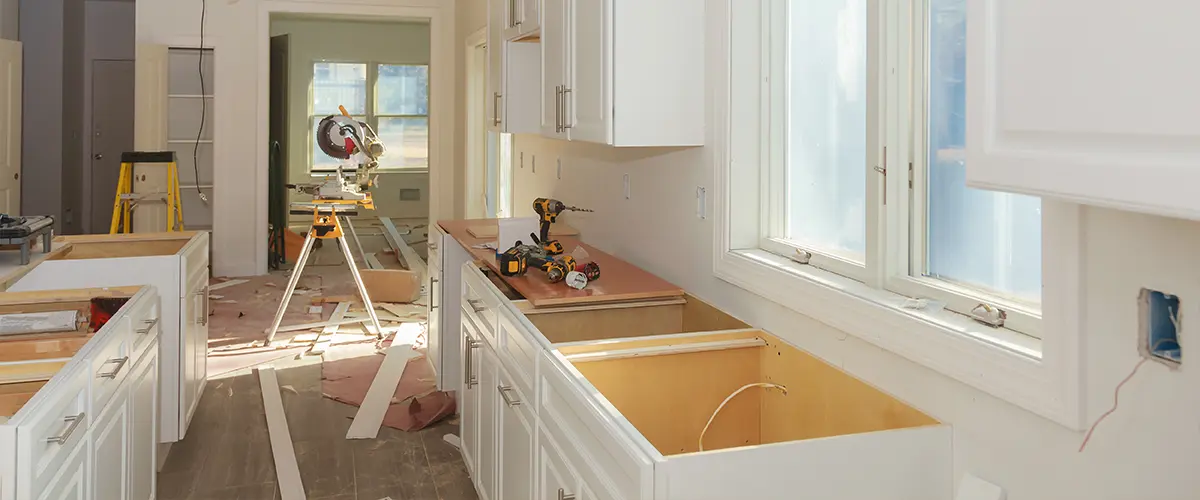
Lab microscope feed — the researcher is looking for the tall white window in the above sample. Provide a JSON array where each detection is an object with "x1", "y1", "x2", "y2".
[
  {"x1": 736, "y1": 0, "x2": 1043, "y2": 337},
  {"x1": 310, "y1": 61, "x2": 430, "y2": 171}
]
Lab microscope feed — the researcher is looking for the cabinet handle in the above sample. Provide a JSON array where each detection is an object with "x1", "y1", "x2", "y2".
[
  {"x1": 555, "y1": 85, "x2": 563, "y2": 133},
  {"x1": 136, "y1": 318, "x2": 159, "y2": 334},
  {"x1": 195, "y1": 285, "x2": 209, "y2": 326},
  {"x1": 45, "y1": 413, "x2": 85, "y2": 445},
  {"x1": 497, "y1": 385, "x2": 522, "y2": 406},
  {"x1": 468, "y1": 298, "x2": 485, "y2": 313},
  {"x1": 466, "y1": 338, "x2": 481, "y2": 387},
  {"x1": 429, "y1": 241, "x2": 439, "y2": 250},
  {"x1": 493, "y1": 92, "x2": 503, "y2": 126},
  {"x1": 98, "y1": 356, "x2": 129, "y2": 379},
  {"x1": 563, "y1": 87, "x2": 574, "y2": 129},
  {"x1": 513, "y1": 0, "x2": 522, "y2": 25},
  {"x1": 558, "y1": 488, "x2": 576, "y2": 500}
]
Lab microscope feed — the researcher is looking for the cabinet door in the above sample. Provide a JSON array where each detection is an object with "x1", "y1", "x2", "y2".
[
  {"x1": 502, "y1": 0, "x2": 522, "y2": 41},
  {"x1": 540, "y1": 0, "x2": 569, "y2": 138},
  {"x1": 427, "y1": 268, "x2": 442, "y2": 385},
  {"x1": 497, "y1": 372, "x2": 533, "y2": 500},
  {"x1": 128, "y1": 346, "x2": 159, "y2": 500},
  {"x1": 460, "y1": 323, "x2": 481, "y2": 479},
  {"x1": 178, "y1": 282, "x2": 205, "y2": 438},
  {"x1": 477, "y1": 344, "x2": 501, "y2": 500},
  {"x1": 566, "y1": 0, "x2": 609, "y2": 144},
  {"x1": 538, "y1": 428, "x2": 578, "y2": 500},
  {"x1": 37, "y1": 444, "x2": 87, "y2": 500},
  {"x1": 965, "y1": 0, "x2": 1200, "y2": 219},
  {"x1": 92, "y1": 385, "x2": 130, "y2": 500},
  {"x1": 519, "y1": 0, "x2": 541, "y2": 35},
  {"x1": 487, "y1": 0, "x2": 506, "y2": 131}
]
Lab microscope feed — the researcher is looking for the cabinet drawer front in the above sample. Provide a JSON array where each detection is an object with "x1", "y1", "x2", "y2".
[
  {"x1": 178, "y1": 232, "x2": 210, "y2": 296},
  {"x1": 90, "y1": 318, "x2": 133, "y2": 416},
  {"x1": 497, "y1": 311, "x2": 537, "y2": 398},
  {"x1": 428, "y1": 228, "x2": 444, "y2": 271},
  {"x1": 540, "y1": 352, "x2": 648, "y2": 500},
  {"x1": 462, "y1": 265, "x2": 500, "y2": 345},
  {"x1": 125, "y1": 290, "x2": 162, "y2": 362},
  {"x1": 16, "y1": 371, "x2": 88, "y2": 497}
]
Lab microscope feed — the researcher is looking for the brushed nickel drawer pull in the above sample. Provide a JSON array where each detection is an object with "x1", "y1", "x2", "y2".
[
  {"x1": 98, "y1": 356, "x2": 130, "y2": 379},
  {"x1": 468, "y1": 299, "x2": 485, "y2": 313},
  {"x1": 45, "y1": 413, "x2": 85, "y2": 444},
  {"x1": 466, "y1": 338, "x2": 481, "y2": 387},
  {"x1": 498, "y1": 385, "x2": 522, "y2": 406},
  {"x1": 558, "y1": 488, "x2": 575, "y2": 500},
  {"x1": 136, "y1": 318, "x2": 159, "y2": 334}
]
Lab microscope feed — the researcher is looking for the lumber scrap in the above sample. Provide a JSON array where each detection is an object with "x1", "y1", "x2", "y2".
[
  {"x1": 257, "y1": 366, "x2": 306, "y2": 500},
  {"x1": 379, "y1": 217, "x2": 427, "y2": 281},
  {"x1": 309, "y1": 302, "x2": 349, "y2": 356},
  {"x1": 365, "y1": 253, "x2": 385, "y2": 270},
  {"x1": 360, "y1": 269, "x2": 420, "y2": 303},
  {"x1": 345, "y1": 343, "x2": 421, "y2": 439}
]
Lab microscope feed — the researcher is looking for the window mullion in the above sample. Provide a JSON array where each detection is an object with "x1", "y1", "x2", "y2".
[{"x1": 864, "y1": 0, "x2": 891, "y2": 289}]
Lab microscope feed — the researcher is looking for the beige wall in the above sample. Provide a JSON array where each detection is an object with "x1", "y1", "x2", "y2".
[{"x1": 270, "y1": 18, "x2": 431, "y2": 223}]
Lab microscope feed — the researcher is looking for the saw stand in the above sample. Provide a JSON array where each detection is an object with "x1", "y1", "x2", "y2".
[{"x1": 263, "y1": 200, "x2": 384, "y2": 345}]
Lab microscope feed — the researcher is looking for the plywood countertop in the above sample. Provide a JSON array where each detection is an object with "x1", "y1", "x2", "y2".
[{"x1": 439, "y1": 219, "x2": 683, "y2": 307}]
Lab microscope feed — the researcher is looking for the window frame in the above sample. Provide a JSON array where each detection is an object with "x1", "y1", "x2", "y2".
[
  {"x1": 714, "y1": 0, "x2": 1085, "y2": 430},
  {"x1": 309, "y1": 60, "x2": 431, "y2": 173}
]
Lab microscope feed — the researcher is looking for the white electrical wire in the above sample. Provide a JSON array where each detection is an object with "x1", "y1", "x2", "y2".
[{"x1": 698, "y1": 382, "x2": 788, "y2": 452}]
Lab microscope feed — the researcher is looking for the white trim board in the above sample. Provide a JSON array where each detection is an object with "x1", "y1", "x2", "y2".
[
  {"x1": 345, "y1": 343, "x2": 420, "y2": 439},
  {"x1": 257, "y1": 366, "x2": 306, "y2": 500}
]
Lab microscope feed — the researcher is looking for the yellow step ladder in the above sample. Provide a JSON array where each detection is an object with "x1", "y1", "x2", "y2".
[{"x1": 110, "y1": 151, "x2": 185, "y2": 234}]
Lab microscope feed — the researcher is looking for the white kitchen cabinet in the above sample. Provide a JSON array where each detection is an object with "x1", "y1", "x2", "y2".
[
  {"x1": 488, "y1": 0, "x2": 541, "y2": 135},
  {"x1": 965, "y1": 0, "x2": 1200, "y2": 220},
  {"x1": 0, "y1": 286, "x2": 160, "y2": 500},
  {"x1": 431, "y1": 226, "x2": 471, "y2": 392},
  {"x1": 460, "y1": 321, "x2": 483, "y2": 480},
  {"x1": 8, "y1": 231, "x2": 210, "y2": 444},
  {"x1": 496, "y1": 365, "x2": 534, "y2": 500},
  {"x1": 457, "y1": 260, "x2": 954, "y2": 500},
  {"x1": 538, "y1": 0, "x2": 704, "y2": 146},
  {"x1": 502, "y1": 0, "x2": 540, "y2": 41},
  {"x1": 91, "y1": 381, "x2": 129, "y2": 500}
]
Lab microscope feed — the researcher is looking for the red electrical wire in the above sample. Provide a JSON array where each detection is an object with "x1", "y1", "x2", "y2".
[{"x1": 1078, "y1": 358, "x2": 1149, "y2": 452}]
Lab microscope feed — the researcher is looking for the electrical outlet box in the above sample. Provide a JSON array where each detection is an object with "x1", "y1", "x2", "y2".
[{"x1": 1139, "y1": 288, "x2": 1181, "y2": 367}]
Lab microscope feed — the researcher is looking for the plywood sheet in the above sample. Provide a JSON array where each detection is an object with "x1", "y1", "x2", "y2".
[
  {"x1": 0, "y1": 380, "x2": 46, "y2": 417},
  {"x1": 528, "y1": 303, "x2": 683, "y2": 343},
  {"x1": 439, "y1": 219, "x2": 683, "y2": 307},
  {"x1": 757, "y1": 332, "x2": 938, "y2": 443},
  {"x1": 682, "y1": 294, "x2": 750, "y2": 332},
  {"x1": 53, "y1": 239, "x2": 188, "y2": 260},
  {"x1": 573, "y1": 348, "x2": 762, "y2": 456},
  {"x1": 55, "y1": 231, "x2": 200, "y2": 243},
  {"x1": 0, "y1": 333, "x2": 91, "y2": 362},
  {"x1": 360, "y1": 269, "x2": 421, "y2": 304}
]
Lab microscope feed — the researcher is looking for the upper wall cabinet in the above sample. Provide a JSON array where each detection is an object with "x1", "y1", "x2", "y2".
[
  {"x1": 503, "y1": 0, "x2": 540, "y2": 41},
  {"x1": 966, "y1": 0, "x2": 1200, "y2": 220},
  {"x1": 540, "y1": 0, "x2": 704, "y2": 147},
  {"x1": 488, "y1": 0, "x2": 540, "y2": 134}
]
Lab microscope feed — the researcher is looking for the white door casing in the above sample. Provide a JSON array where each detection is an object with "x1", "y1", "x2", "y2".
[{"x1": 0, "y1": 39, "x2": 21, "y2": 214}]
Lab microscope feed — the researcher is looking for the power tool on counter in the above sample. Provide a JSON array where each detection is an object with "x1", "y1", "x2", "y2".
[
  {"x1": 498, "y1": 241, "x2": 601, "y2": 286},
  {"x1": 532, "y1": 198, "x2": 593, "y2": 255}
]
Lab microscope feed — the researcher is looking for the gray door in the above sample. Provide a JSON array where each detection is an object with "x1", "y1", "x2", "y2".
[{"x1": 90, "y1": 59, "x2": 135, "y2": 233}]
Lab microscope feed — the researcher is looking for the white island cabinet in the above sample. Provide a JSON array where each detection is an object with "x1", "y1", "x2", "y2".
[
  {"x1": 7, "y1": 232, "x2": 209, "y2": 444},
  {"x1": 457, "y1": 263, "x2": 953, "y2": 500},
  {"x1": 966, "y1": 0, "x2": 1200, "y2": 220},
  {"x1": 0, "y1": 286, "x2": 161, "y2": 500}
]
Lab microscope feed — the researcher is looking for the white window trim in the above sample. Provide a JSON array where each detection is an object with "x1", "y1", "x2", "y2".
[
  {"x1": 711, "y1": 0, "x2": 1084, "y2": 430},
  {"x1": 309, "y1": 60, "x2": 431, "y2": 174}
]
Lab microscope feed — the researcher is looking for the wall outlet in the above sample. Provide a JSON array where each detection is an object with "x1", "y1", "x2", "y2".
[{"x1": 1139, "y1": 288, "x2": 1182, "y2": 367}]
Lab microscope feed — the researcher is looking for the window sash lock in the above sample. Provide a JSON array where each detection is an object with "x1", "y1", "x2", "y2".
[
  {"x1": 790, "y1": 248, "x2": 812, "y2": 265},
  {"x1": 970, "y1": 303, "x2": 1007, "y2": 328}
]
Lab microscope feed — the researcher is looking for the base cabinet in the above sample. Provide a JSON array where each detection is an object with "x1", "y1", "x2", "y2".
[
  {"x1": 497, "y1": 367, "x2": 534, "y2": 500},
  {"x1": 460, "y1": 322, "x2": 482, "y2": 483},
  {"x1": 36, "y1": 446, "x2": 85, "y2": 500},
  {"x1": 91, "y1": 388, "x2": 130, "y2": 500}
]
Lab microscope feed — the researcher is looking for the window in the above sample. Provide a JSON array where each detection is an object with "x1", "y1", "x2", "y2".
[
  {"x1": 718, "y1": 0, "x2": 1086, "y2": 429},
  {"x1": 755, "y1": 0, "x2": 1040, "y2": 336},
  {"x1": 310, "y1": 62, "x2": 429, "y2": 171}
]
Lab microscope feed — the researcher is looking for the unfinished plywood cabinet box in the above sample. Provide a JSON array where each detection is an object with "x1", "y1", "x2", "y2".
[
  {"x1": 6, "y1": 231, "x2": 209, "y2": 444},
  {"x1": 0, "y1": 286, "x2": 160, "y2": 500},
  {"x1": 455, "y1": 263, "x2": 952, "y2": 500}
]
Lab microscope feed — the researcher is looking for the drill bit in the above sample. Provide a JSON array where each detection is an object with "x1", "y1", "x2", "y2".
[{"x1": 565, "y1": 205, "x2": 594, "y2": 213}]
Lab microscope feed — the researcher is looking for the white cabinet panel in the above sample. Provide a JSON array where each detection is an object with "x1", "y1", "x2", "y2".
[
  {"x1": 540, "y1": 0, "x2": 569, "y2": 139},
  {"x1": 460, "y1": 322, "x2": 482, "y2": 480},
  {"x1": 128, "y1": 345, "x2": 159, "y2": 500},
  {"x1": 477, "y1": 344, "x2": 500, "y2": 500},
  {"x1": 966, "y1": 0, "x2": 1200, "y2": 219},
  {"x1": 566, "y1": 0, "x2": 608, "y2": 144},
  {"x1": 537, "y1": 427, "x2": 577, "y2": 500},
  {"x1": 487, "y1": 0, "x2": 505, "y2": 131},
  {"x1": 35, "y1": 444, "x2": 86, "y2": 500},
  {"x1": 91, "y1": 385, "x2": 129, "y2": 500},
  {"x1": 497, "y1": 370, "x2": 533, "y2": 500}
]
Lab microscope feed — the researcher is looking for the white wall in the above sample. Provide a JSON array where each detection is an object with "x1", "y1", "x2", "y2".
[
  {"x1": 508, "y1": 138, "x2": 1200, "y2": 498},
  {"x1": 269, "y1": 18, "x2": 431, "y2": 223},
  {"x1": 137, "y1": 0, "x2": 455, "y2": 277}
]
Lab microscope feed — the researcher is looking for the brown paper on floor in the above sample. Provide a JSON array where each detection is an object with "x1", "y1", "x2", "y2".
[{"x1": 321, "y1": 340, "x2": 455, "y2": 432}]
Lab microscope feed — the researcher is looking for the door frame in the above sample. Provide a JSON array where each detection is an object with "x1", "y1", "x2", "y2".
[
  {"x1": 465, "y1": 27, "x2": 487, "y2": 218},
  {"x1": 249, "y1": 0, "x2": 456, "y2": 275}
]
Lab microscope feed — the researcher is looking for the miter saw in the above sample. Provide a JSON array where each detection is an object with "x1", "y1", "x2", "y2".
[
  {"x1": 289, "y1": 105, "x2": 386, "y2": 202},
  {"x1": 265, "y1": 105, "x2": 391, "y2": 346}
]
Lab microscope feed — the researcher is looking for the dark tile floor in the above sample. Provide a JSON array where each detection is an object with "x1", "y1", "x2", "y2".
[{"x1": 156, "y1": 337, "x2": 477, "y2": 500}]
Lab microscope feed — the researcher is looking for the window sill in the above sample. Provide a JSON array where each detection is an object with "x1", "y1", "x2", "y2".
[
  {"x1": 309, "y1": 168, "x2": 429, "y2": 177},
  {"x1": 714, "y1": 246, "x2": 1083, "y2": 429}
]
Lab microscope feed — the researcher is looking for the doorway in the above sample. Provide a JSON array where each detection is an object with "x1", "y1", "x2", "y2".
[{"x1": 89, "y1": 59, "x2": 135, "y2": 233}]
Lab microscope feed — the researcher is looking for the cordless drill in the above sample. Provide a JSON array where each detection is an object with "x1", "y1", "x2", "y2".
[
  {"x1": 532, "y1": 198, "x2": 592, "y2": 255},
  {"x1": 497, "y1": 242, "x2": 578, "y2": 284}
]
